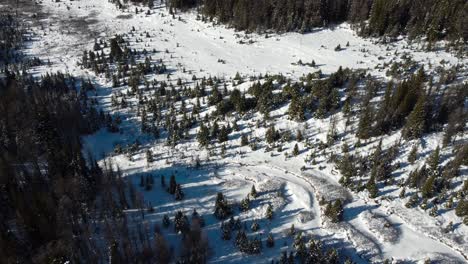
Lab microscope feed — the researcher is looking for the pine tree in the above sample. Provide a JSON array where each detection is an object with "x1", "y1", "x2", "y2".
[
  {"x1": 146, "y1": 149, "x2": 153, "y2": 164},
  {"x1": 174, "y1": 211, "x2": 189, "y2": 234},
  {"x1": 405, "y1": 193, "x2": 420, "y2": 208},
  {"x1": 403, "y1": 93, "x2": 427, "y2": 140},
  {"x1": 399, "y1": 187, "x2": 406, "y2": 198},
  {"x1": 332, "y1": 200, "x2": 344, "y2": 223},
  {"x1": 288, "y1": 97, "x2": 305, "y2": 121},
  {"x1": 211, "y1": 121, "x2": 219, "y2": 139},
  {"x1": 241, "y1": 134, "x2": 249, "y2": 146},
  {"x1": 367, "y1": 175, "x2": 378, "y2": 198},
  {"x1": 427, "y1": 146, "x2": 440, "y2": 175},
  {"x1": 266, "y1": 204, "x2": 274, "y2": 220},
  {"x1": 240, "y1": 196, "x2": 250, "y2": 211},
  {"x1": 421, "y1": 175, "x2": 436, "y2": 198},
  {"x1": 221, "y1": 222, "x2": 232, "y2": 240},
  {"x1": 197, "y1": 123, "x2": 210, "y2": 147},
  {"x1": 214, "y1": 192, "x2": 232, "y2": 219},
  {"x1": 293, "y1": 143, "x2": 300, "y2": 156},
  {"x1": 235, "y1": 230, "x2": 249, "y2": 252},
  {"x1": 294, "y1": 233, "x2": 307, "y2": 261},
  {"x1": 208, "y1": 87, "x2": 222, "y2": 106},
  {"x1": 265, "y1": 125, "x2": 279, "y2": 145},
  {"x1": 337, "y1": 152, "x2": 356, "y2": 187},
  {"x1": 289, "y1": 224, "x2": 296, "y2": 237},
  {"x1": 325, "y1": 200, "x2": 344, "y2": 223},
  {"x1": 455, "y1": 199, "x2": 468, "y2": 217},
  {"x1": 251, "y1": 220, "x2": 259, "y2": 231},
  {"x1": 250, "y1": 185, "x2": 257, "y2": 198},
  {"x1": 408, "y1": 145, "x2": 418, "y2": 164},
  {"x1": 174, "y1": 184, "x2": 184, "y2": 200},
  {"x1": 357, "y1": 104, "x2": 373, "y2": 139},
  {"x1": 218, "y1": 125, "x2": 229, "y2": 143}
]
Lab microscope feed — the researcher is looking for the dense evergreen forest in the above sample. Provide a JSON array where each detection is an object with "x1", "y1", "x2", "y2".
[
  {"x1": 1, "y1": 14, "x2": 115, "y2": 262},
  {"x1": 163, "y1": 0, "x2": 467, "y2": 44}
]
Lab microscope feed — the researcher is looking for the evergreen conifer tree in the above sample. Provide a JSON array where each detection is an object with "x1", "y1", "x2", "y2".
[{"x1": 403, "y1": 92, "x2": 427, "y2": 140}]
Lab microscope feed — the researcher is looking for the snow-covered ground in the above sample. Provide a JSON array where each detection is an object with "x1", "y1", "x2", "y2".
[
  {"x1": 24, "y1": 0, "x2": 463, "y2": 80},
  {"x1": 14, "y1": 0, "x2": 468, "y2": 262}
]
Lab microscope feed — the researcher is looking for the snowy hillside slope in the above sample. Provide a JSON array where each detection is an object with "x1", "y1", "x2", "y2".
[{"x1": 10, "y1": 0, "x2": 468, "y2": 263}]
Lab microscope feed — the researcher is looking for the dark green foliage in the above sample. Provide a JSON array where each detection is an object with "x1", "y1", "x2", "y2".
[
  {"x1": 218, "y1": 125, "x2": 229, "y2": 143},
  {"x1": 214, "y1": 192, "x2": 232, "y2": 219},
  {"x1": 455, "y1": 199, "x2": 468, "y2": 218},
  {"x1": 399, "y1": 187, "x2": 406, "y2": 198},
  {"x1": 241, "y1": 134, "x2": 249, "y2": 146},
  {"x1": 265, "y1": 125, "x2": 280, "y2": 144},
  {"x1": 408, "y1": 145, "x2": 418, "y2": 164},
  {"x1": 240, "y1": 196, "x2": 250, "y2": 211},
  {"x1": 250, "y1": 185, "x2": 257, "y2": 198},
  {"x1": 293, "y1": 143, "x2": 300, "y2": 156},
  {"x1": 366, "y1": 175, "x2": 378, "y2": 198},
  {"x1": 202, "y1": 0, "x2": 348, "y2": 33},
  {"x1": 337, "y1": 153, "x2": 357, "y2": 187},
  {"x1": 402, "y1": 92, "x2": 428, "y2": 140},
  {"x1": 0, "y1": 63, "x2": 134, "y2": 264},
  {"x1": 421, "y1": 175, "x2": 436, "y2": 199},
  {"x1": 251, "y1": 220, "x2": 259, "y2": 231},
  {"x1": 197, "y1": 123, "x2": 210, "y2": 147},
  {"x1": 208, "y1": 87, "x2": 223, "y2": 106},
  {"x1": 324, "y1": 200, "x2": 344, "y2": 223},
  {"x1": 266, "y1": 204, "x2": 274, "y2": 220},
  {"x1": 109, "y1": 37, "x2": 123, "y2": 60},
  {"x1": 407, "y1": 166, "x2": 429, "y2": 189},
  {"x1": 357, "y1": 104, "x2": 373, "y2": 139},
  {"x1": 234, "y1": 230, "x2": 262, "y2": 254},
  {"x1": 167, "y1": 0, "x2": 198, "y2": 11},
  {"x1": 427, "y1": 146, "x2": 441, "y2": 175},
  {"x1": 443, "y1": 107, "x2": 466, "y2": 146},
  {"x1": 146, "y1": 149, "x2": 153, "y2": 163},
  {"x1": 405, "y1": 193, "x2": 420, "y2": 208},
  {"x1": 174, "y1": 211, "x2": 190, "y2": 234},
  {"x1": 198, "y1": 0, "x2": 467, "y2": 42},
  {"x1": 288, "y1": 96, "x2": 306, "y2": 121},
  {"x1": 221, "y1": 222, "x2": 232, "y2": 240}
]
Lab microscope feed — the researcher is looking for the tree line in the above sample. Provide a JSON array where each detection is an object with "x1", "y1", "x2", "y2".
[{"x1": 166, "y1": 0, "x2": 467, "y2": 44}]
